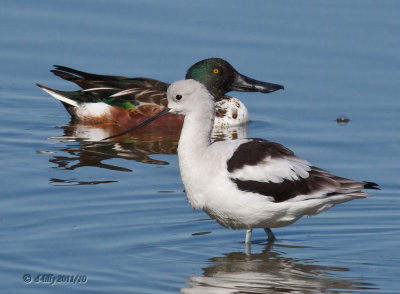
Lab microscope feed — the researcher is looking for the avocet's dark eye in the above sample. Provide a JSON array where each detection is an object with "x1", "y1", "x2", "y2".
[{"x1": 176, "y1": 94, "x2": 182, "y2": 100}]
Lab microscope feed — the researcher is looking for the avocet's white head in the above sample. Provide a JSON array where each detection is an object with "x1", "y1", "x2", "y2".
[{"x1": 166, "y1": 79, "x2": 215, "y2": 116}]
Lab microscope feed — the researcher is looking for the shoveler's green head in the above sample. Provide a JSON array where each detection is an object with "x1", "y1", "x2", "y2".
[{"x1": 185, "y1": 58, "x2": 284, "y2": 99}]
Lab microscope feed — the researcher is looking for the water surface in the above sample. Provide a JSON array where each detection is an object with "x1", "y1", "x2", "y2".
[{"x1": 1, "y1": 1, "x2": 399, "y2": 293}]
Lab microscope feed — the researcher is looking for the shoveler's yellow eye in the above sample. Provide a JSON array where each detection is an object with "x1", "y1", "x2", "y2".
[{"x1": 213, "y1": 68, "x2": 219, "y2": 74}]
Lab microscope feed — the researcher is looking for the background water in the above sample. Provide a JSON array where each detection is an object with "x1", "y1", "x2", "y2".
[{"x1": 1, "y1": 1, "x2": 399, "y2": 293}]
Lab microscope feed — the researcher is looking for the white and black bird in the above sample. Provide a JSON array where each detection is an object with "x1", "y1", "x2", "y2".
[{"x1": 105, "y1": 79, "x2": 379, "y2": 243}]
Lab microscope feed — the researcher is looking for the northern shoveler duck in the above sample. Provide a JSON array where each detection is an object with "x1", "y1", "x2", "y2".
[
  {"x1": 112, "y1": 79, "x2": 379, "y2": 244},
  {"x1": 37, "y1": 58, "x2": 283, "y2": 128}
]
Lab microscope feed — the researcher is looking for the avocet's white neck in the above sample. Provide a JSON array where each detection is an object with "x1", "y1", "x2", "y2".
[
  {"x1": 176, "y1": 101, "x2": 215, "y2": 209},
  {"x1": 166, "y1": 79, "x2": 217, "y2": 209},
  {"x1": 177, "y1": 103, "x2": 215, "y2": 159}
]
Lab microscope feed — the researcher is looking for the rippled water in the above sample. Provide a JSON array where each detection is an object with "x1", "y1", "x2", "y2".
[{"x1": 1, "y1": 1, "x2": 399, "y2": 293}]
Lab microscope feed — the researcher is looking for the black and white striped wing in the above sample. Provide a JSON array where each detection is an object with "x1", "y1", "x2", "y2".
[{"x1": 227, "y1": 139, "x2": 370, "y2": 202}]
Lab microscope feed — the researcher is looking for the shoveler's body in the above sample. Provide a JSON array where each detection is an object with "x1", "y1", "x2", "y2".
[{"x1": 37, "y1": 58, "x2": 283, "y2": 128}]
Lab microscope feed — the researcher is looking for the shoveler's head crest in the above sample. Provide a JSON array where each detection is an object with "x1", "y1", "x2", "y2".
[{"x1": 185, "y1": 58, "x2": 284, "y2": 99}]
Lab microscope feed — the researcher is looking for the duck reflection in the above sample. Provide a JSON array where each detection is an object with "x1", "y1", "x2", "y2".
[
  {"x1": 181, "y1": 244, "x2": 375, "y2": 294},
  {"x1": 47, "y1": 121, "x2": 248, "y2": 184}
]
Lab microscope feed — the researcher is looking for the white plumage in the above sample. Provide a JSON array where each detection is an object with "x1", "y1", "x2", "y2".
[
  {"x1": 74, "y1": 102, "x2": 113, "y2": 121},
  {"x1": 39, "y1": 86, "x2": 79, "y2": 107}
]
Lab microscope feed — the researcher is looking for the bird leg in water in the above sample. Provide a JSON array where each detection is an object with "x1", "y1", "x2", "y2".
[{"x1": 264, "y1": 228, "x2": 276, "y2": 242}]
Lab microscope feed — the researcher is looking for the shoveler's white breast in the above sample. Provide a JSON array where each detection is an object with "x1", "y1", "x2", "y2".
[{"x1": 214, "y1": 97, "x2": 249, "y2": 127}]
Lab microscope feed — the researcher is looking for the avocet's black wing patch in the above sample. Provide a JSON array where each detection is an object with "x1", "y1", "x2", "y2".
[
  {"x1": 227, "y1": 139, "x2": 374, "y2": 202},
  {"x1": 232, "y1": 167, "x2": 341, "y2": 202},
  {"x1": 227, "y1": 139, "x2": 294, "y2": 173}
]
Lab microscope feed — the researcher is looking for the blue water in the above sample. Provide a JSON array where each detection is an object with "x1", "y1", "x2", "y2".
[{"x1": 1, "y1": 1, "x2": 399, "y2": 293}]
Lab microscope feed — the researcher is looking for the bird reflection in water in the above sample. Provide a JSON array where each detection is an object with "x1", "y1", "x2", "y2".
[
  {"x1": 181, "y1": 244, "x2": 376, "y2": 294},
  {"x1": 46, "y1": 121, "x2": 248, "y2": 185}
]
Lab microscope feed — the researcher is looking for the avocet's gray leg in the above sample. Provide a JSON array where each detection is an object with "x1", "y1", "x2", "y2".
[
  {"x1": 245, "y1": 228, "x2": 252, "y2": 244},
  {"x1": 264, "y1": 228, "x2": 276, "y2": 242},
  {"x1": 245, "y1": 241, "x2": 251, "y2": 256}
]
